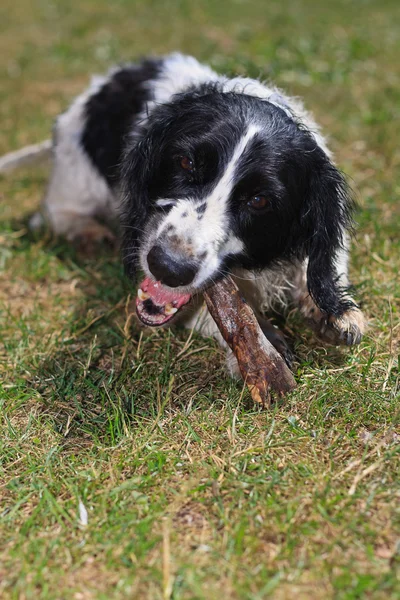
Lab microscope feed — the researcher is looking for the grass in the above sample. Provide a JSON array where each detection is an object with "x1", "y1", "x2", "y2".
[{"x1": 0, "y1": 0, "x2": 399, "y2": 598}]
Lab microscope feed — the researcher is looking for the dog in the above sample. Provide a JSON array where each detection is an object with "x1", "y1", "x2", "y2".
[{"x1": 2, "y1": 53, "x2": 366, "y2": 374}]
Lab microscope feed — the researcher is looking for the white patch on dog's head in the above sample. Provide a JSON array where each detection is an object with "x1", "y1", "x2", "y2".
[{"x1": 143, "y1": 125, "x2": 260, "y2": 289}]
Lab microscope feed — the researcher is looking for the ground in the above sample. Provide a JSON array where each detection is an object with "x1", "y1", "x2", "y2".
[{"x1": 0, "y1": 0, "x2": 399, "y2": 598}]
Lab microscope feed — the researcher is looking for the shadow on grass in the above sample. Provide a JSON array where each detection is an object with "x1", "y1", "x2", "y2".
[
  {"x1": 18, "y1": 220, "x2": 238, "y2": 441},
  {"x1": 6, "y1": 214, "x2": 351, "y2": 443}
]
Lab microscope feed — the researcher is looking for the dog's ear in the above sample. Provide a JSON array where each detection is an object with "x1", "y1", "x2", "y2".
[
  {"x1": 300, "y1": 149, "x2": 356, "y2": 317},
  {"x1": 120, "y1": 136, "x2": 154, "y2": 281}
]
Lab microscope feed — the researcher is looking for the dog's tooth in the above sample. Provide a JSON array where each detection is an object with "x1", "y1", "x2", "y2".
[
  {"x1": 165, "y1": 303, "x2": 178, "y2": 316},
  {"x1": 138, "y1": 288, "x2": 149, "y2": 301}
]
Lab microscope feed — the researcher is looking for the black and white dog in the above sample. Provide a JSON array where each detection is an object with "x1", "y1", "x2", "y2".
[{"x1": 3, "y1": 53, "x2": 365, "y2": 373}]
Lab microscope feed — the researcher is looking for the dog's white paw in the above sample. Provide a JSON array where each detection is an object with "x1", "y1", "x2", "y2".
[
  {"x1": 225, "y1": 349, "x2": 241, "y2": 379},
  {"x1": 316, "y1": 308, "x2": 366, "y2": 346}
]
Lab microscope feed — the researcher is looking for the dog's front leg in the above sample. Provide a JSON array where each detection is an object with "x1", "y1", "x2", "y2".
[{"x1": 292, "y1": 255, "x2": 366, "y2": 346}]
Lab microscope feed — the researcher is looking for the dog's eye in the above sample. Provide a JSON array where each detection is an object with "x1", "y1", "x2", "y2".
[
  {"x1": 180, "y1": 156, "x2": 194, "y2": 173},
  {"x1": 247, "y1": 195, "x2": 269, "y2": 211}
]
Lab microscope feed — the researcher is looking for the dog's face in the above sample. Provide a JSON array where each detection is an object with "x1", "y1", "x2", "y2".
[{"x1": 122, "y1": 91, "x2": 352, "y2": 326}]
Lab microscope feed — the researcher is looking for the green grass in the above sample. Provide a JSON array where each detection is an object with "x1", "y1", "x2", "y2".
[{"x1": 0, "y1": 0, "x2": 399, "y2": 598}]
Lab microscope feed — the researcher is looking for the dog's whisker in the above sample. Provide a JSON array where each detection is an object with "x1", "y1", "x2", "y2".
[{"x1": 121, "y1": 224, "x2": 147, "y2": 234}]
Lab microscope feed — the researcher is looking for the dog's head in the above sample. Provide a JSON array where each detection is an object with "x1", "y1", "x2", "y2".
[{"x1": 121, "y1": 89, "x2": 354, "y2": 326}]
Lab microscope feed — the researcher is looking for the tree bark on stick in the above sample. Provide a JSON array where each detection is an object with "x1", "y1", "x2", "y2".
[{"x1": 204, "y1": 276, "x2": 296, "y2": 406}]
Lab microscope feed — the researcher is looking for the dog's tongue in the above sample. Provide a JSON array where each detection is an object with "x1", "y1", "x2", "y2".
[
  {"x1": 140, "y1": 277, "x2": 191, "y2": 307},
  {"x1": 136, "y1": 277, "x2": 192, "y2": 326}
]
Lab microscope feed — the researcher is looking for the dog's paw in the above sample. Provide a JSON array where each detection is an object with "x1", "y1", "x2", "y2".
[
  {"x1": 225, "y1": 349, "x2": 242, "y2": 380},
  {"x1": 29, "y1": 211, "x2": 46, "y2": 231},
  {"x1": 259, "y1": 319, "x2": 294, "y2": 368},
  {"x1": 314, "y1": 308, "x2": 366, "y2": 346}
]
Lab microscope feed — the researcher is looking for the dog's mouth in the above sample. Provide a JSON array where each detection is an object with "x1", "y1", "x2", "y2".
[{"x1": 136, "y1": 277, "x2": 192, "y2": 326}]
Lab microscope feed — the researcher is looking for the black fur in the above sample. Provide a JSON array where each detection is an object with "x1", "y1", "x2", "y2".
[
  {"x1": 302, "y1": 155, "x2": 355, "y2": 316},
  {"x1": 81, "y1": 59, "x2": 162, "y2": 186},
  {"x1": 120, "y1": 88, "x2": 355, "y2": 316}
]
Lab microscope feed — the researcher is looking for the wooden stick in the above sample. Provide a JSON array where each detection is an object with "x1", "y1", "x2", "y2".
[{"x1": 204, "y1": 276, "x2": 296, "y2": 406}]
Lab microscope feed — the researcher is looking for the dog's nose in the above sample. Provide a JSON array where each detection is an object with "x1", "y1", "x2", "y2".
[{"x1": 147, "y1": 245, "x2": 198, "y2": 287}]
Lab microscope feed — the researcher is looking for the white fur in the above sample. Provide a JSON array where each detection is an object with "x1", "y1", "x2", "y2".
[
  {"x1": 138, "y1": 53, "x2": 219, "y2": 120},
  {"x1": 42, "y1": 75, "x2": 115, "y2": 235},
  {"x1": 334, "y1": 233, "x2": 350, "y2": 287}
]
